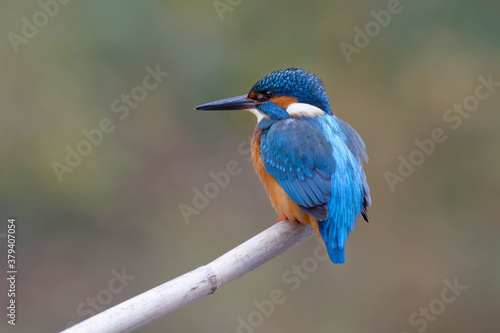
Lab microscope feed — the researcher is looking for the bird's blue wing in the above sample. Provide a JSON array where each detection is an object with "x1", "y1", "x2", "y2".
[{"x1": 260, "y1": 118, "x2": 335, "y2": 220}]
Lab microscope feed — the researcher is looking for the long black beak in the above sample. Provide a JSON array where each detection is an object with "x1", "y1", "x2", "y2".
[{"x1": 194, "y1": 94, "x2": 260, "y2": 111}]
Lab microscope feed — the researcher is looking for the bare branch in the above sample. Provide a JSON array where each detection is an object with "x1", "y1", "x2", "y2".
[{"x1": 61, "y1": 221, "x2": 316, "y2": 333}]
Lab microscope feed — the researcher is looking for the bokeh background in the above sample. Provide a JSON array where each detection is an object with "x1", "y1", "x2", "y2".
[{"x1": 1, "y1": 1, "x2": 499, "y2": 332}]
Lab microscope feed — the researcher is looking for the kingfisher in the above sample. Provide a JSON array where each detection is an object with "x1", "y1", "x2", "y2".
[{"x1": 195, "y1": 68, "x2": 370, "y2": 264}]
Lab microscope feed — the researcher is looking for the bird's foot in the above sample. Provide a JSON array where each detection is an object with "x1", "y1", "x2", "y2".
[{"x1": 276, "y1": 216, "x2": 289, "y2": 223}]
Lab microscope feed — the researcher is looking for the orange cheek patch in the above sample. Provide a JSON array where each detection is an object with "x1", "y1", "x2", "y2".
[{"x1": 270, "y1": 96, "x2": 298, "y2": 109}]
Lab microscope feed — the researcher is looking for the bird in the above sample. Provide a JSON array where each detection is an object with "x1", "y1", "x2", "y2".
[{"x1": 195, "y1": 68, "x2": 370, "y2": 264}]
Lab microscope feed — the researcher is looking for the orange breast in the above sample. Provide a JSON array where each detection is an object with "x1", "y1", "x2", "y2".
[{"x1": 251, "y1": 126, "x2": 321, "y2": 238}]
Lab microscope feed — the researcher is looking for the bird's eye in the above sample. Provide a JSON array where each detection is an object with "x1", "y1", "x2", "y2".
[{"x1": 255, "y1": 90, "x2": 275, "y2": 102}]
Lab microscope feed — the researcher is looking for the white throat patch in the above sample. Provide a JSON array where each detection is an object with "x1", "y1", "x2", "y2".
[
  {"x1": 286, "y1": 103, "x2": 325, "y2": 117},
  {"x1": 247, "y1": 108, "x2": 266, "y2": 122}
]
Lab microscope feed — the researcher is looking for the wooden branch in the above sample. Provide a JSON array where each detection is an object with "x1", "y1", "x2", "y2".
[{"x1": 61, "y1": 221, "x2": 316, "y2": 333}]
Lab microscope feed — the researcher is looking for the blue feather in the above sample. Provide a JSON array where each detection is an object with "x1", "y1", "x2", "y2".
[
  {"x1": 318, "y1": 115, "x2": 369, "y2": 263},
  {"x1": 260, "y1": 114, "x2": 369, "y2": 264},
  {"x1": 251, "y1": 68, "x2": 332, "y2": 114},
  {"x1": 260, "y1": 117, "x2": 334, "y2": 210}
]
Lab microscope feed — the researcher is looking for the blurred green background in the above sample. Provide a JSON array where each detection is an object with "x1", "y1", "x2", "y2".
[{"x1": 1, "y1": 0, "x2": 499, "y2": 332}]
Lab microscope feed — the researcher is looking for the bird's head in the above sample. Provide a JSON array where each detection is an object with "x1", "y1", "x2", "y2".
[{"x1": 195, "y1": 68, "x2": 332, "y2": 122}]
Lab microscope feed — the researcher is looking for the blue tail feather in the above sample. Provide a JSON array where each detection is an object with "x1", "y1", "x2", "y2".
[
  {"x1": 319, "y1": 219, "x2": 350, "y2": 264},
  {"x1": 326, "y1": 245, "x2": 346, "y2": 264}
]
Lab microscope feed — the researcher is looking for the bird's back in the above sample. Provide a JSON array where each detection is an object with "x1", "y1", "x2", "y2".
[{"x1": 317, "y1": 115, "x2": 370, "y2": 263}]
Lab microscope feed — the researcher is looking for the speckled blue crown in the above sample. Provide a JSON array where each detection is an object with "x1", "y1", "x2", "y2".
[{"x1": 250, "y1": 68, "x2": 332, "y2": 114}]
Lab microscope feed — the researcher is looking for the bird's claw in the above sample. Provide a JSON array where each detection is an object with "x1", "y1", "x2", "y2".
[{"x1": 276, "y1": 216, "x2": 289, "y2": 223}]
